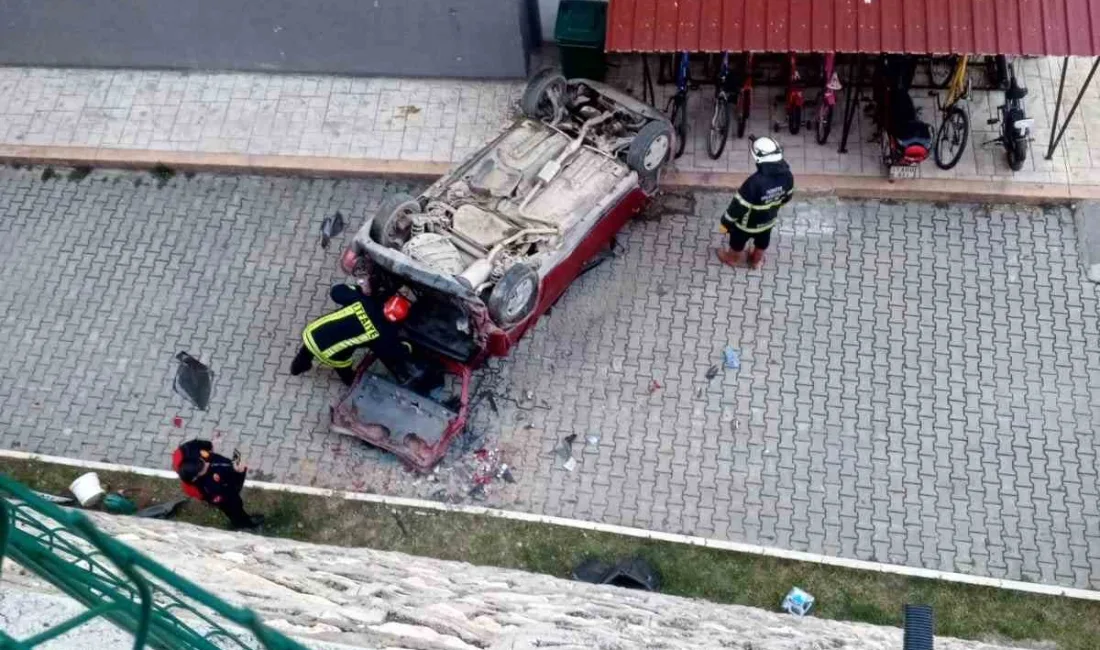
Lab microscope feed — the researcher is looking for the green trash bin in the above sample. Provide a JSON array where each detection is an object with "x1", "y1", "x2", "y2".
[{"x1": 555, "y1": 0, "x2": 608, "y2": 81}]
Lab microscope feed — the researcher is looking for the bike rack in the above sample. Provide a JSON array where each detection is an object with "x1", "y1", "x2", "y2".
[{"x1": 1045, "y1": 55, "x2": 1100, "y2": 160}]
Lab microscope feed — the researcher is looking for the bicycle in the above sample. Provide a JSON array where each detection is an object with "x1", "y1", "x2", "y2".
[
  {"x1": 735, "y1": 53, "x2": 754, "y2": 138},
  {"x1": 928, "y1": 55, "x2": 957, "y2": 88},
  {"x1": 814, "y1": 53, "x2": 842, "y2": 144},
  {"x1": 931, "y1": 55, "x2": 971, "y2": 170},
  {"x1": 706, "y1": 52, "x2": 735, "y2": 159},
  {"x1": 665, "y1": 51, "x2": 690, "y2": 159},
  {"x1": 781, "y1": 53, "x2": 805, "y2": 135},
  {"x1": 985, "y1": 58, "x2": 1033, "y2": 171}
]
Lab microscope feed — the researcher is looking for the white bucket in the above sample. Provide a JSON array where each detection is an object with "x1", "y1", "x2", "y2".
[{"x1": 69, "y1": 472, "x2": 105, "y2": 507}]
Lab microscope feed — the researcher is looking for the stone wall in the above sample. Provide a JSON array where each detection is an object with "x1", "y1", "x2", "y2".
[{"x1": 1, "y1": 512, "x2": 1029, "y2": 650}]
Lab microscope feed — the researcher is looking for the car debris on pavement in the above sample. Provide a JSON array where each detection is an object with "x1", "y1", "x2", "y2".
[
  {"x1": 723, "y1": 346, "x2": 740, "y2": 370},
  {"x1": 781, "y1": 587, "x2": 815, "y2": 617},
  {"x1": 174, "y1": 351, "x2": 214, "y2": 410},
  {"x1": 572, "y1": 556, "x2": 661, "y2": 592},
  {"x1": 319, "y1": 211, "x2": 345, "y2": 249}
]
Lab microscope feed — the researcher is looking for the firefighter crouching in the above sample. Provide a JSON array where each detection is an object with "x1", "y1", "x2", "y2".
[{"x1": 290, "y1": 280, "x2": 418, "y2": 386}]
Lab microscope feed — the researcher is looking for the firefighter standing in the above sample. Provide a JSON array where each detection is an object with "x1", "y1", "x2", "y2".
[
  {"x1": 173, "y1": 439, "x2": 263, "y2": 530},
  {"x1": 716, "y1": 137, "x2": 795, "y2": 269},
  {"x1": 290, "y1": 281, "x2": 413, "y2": 386}
]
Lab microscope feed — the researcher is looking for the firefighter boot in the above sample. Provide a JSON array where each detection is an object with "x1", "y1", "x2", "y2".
[
  {"x1": 748, "y1": 248, "x2": 766, "y2": 269},
  {"x1": 716, "y1": 248, "x2": 746, "y2": 268}
]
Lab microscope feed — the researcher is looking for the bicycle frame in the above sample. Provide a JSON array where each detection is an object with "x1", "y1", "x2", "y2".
[
  {"x1": 676, "y1": 51, "x2": 690, "y2": 94},
  {"x1": 814, "y1": 53, "x2": 841, "y2": 145},
  {"x1": 821, "y1": 53, "x2": 839, "y2": 107},
  {"x1": 931, "y1": 55, "x2": 972, "y2": 170},
  {"x1": 715, "y1": 52, "x2": 732, "y2": 100},
  {"x1": 705, "y1": 52, "x2": 734, "y2": 159},
  {"x1": 735, "y1": 53, "x2": 754, "y2": 138},
  {"x1": 940, "y1": 55, "x2": 970, "y2": 109},
  {"x1": 786, "y1": 54, "x2": 804, "y2": 110},
  {"x1": 666, "y1": 51, "x2": 691, "y2": 158}
]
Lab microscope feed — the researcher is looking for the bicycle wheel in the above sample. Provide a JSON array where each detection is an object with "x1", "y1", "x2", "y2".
[
  {"x1": 736, "y1": 90, "x2": 750, "y2": 138},
  {"x1": 788, "y1": 104, "x2": 803, "y2": 135},
  {"x1": 668, "y1": 95, "x2": 688, "y2": 159},
  {"x1": 1008, "y1": 138, "x2": 1027, "y2": 171},
  {"x1": 929, "y1": 56, "x2": 957, "y2": 88},
  {"x1": 815, "y1": 103, "x2": 833, "y2": 145},
  {"x1": 934, "y1": 105, "x2": 970, "y2": 170},
  {"x1": 706, "y1": 96, "x2": 732, "y2": 159}
]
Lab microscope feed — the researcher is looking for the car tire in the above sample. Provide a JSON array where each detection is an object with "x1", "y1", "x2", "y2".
[
  {"x1": 627, "y1": 120, "x2": 674, "y2": 179},
  {"x1": 487, "y1": 263, "x2": 539, "y2": 327},
  {"x1": 371, "y1": 193, "x2": 420, "y2": 249},
  {"x1": 521, "y1": 69, "x2": 567, "y2": 121},
  {"x1": 788, "y1": 104, "x2": 803, "y2": 135}
]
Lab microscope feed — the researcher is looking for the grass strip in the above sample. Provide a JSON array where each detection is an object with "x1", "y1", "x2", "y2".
[{"x1": 2, "y1": 457, "x2": 1097, "y2": 649}]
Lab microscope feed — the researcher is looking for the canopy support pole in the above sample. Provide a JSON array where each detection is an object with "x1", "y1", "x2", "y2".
[
  {"x1": 838, "y1": 54, "x2": 864, "y2": 154},
  {"x1": 1045, "y1": 56, "x2": 1100, "y2": 160},
  {"x1": 641, "y1": 54, "x2": 656, "y2": 107}
]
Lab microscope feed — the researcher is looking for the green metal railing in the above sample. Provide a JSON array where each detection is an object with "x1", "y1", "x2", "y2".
[{"x1": 0, "y1": 474, "x2": 309, "y2": 650}]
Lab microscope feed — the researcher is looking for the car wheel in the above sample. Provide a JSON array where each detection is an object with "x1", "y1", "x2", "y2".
[
  {"x1": 627, "y1": 120, "x2": 674, "y2": 178},
  {"x1": 521, "y1": 69, "x2": 567, "y2": 121},
  {"x1": 371, "y1": 193, "x2": 420, "y2": 249},
  {"x1": 487, "y1": 263, "x2": 539, "y2": 327}
]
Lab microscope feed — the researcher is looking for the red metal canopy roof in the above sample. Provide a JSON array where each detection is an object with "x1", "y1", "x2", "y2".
[{"x1": 606, "y1": 0, "x2": 1100, "y2": 56}]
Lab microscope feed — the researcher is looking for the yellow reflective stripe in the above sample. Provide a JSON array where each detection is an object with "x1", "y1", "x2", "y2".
[
  {"x1": 302, "y1": 303, "x2": 380, "y2": 368},
  {"x1": 349, "y1": 303, "x2": 379, "y2": 337},
  {"x1": 734, "y1": 192, "x2": 786, "y2": 211},
  {"x1": 307, "y1": 304, "x2": 361, "y2": 331},
  {"x1": 302, "y1": 330, "x2": 326, "y2": 363},
  {"x1": 319, "y1": 353, "x2": 356, "y2": 369},
  {"x1": 734, "y1": 219, "x2": 776, "y2": 234},
  {"x1": 322, "y1": 330, "x2": 379, "y2": 358}
]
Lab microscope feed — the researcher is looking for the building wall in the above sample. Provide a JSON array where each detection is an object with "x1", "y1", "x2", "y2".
[
  {"x1": 539, "y1": 0, "x2": 562, "y2": 41},
  {"x1": 0, "y1": 0, "x2": 533, "y2": 79}
]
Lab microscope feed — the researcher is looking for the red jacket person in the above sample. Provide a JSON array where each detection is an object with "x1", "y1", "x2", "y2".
[{"x1": 172, "y1": 439, "x2": 263, "y2": 530}]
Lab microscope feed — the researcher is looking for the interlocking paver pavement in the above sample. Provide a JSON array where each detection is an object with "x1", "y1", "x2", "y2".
[
  {"x1": 3, "y1": 54, "x2": 1100, "y2": 184},
  {"x1": 1, "y1": 167, "x2": 1099, "y2": 590}
]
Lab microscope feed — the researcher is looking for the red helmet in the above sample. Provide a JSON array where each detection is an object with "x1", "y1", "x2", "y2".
[{"x1": 383, "y1": 295, "x2": 411, "y2": 323}]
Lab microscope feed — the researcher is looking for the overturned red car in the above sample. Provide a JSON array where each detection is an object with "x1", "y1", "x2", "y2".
[{"x1": 333, "y1": 70, "x2": 675, "y2": 470}]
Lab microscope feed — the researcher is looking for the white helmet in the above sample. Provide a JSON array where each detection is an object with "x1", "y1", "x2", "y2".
[{"x1": 751, "y1": 136, "x2": 784, "y2": 164}]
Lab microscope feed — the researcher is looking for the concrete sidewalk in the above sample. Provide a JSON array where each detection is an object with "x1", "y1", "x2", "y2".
[
  {"x1": 2, "y1": 168, "x2": 1098, "y2": 591},
  {"x1": 3, "y1": 55, "x2": 1100, "y2": 198}
]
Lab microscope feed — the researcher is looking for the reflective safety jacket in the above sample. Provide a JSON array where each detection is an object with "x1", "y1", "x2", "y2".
[
  {"x1": 303, "y1": 284, "x2": 390, "y2": 368},
  {"x1": 720, "y1": 161, "x2": 795, "y2": 234}
]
